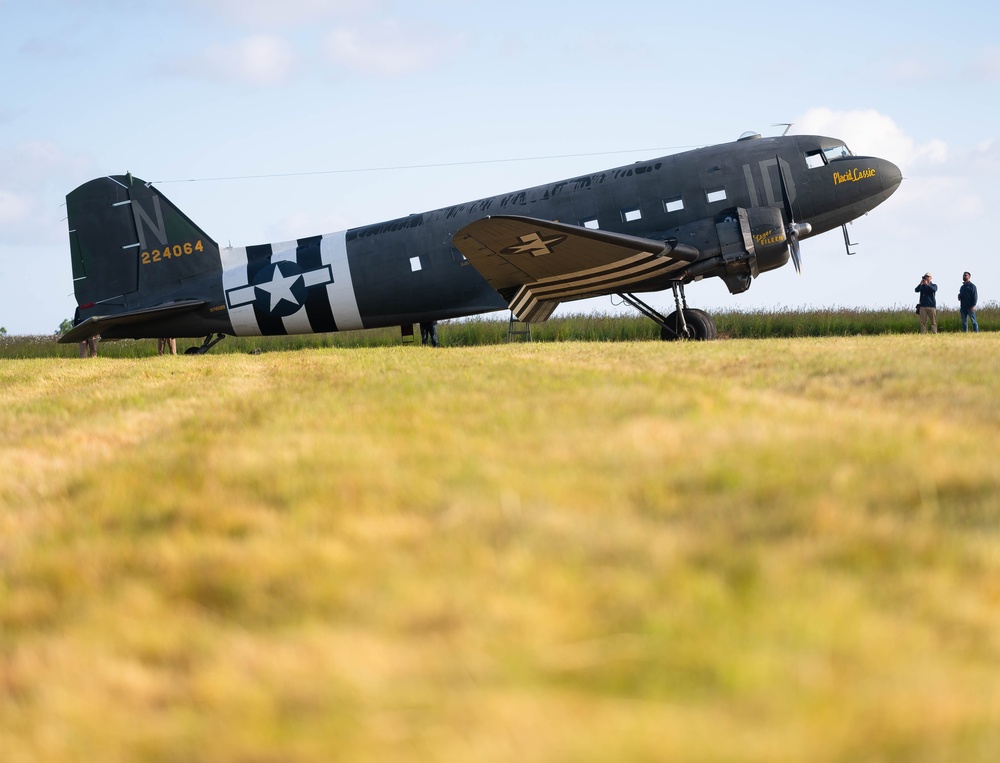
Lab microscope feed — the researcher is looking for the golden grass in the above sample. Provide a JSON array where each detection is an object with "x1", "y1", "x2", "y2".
[{"x1": 3, "y1": 336, "x2": 1000, "y2": 762}]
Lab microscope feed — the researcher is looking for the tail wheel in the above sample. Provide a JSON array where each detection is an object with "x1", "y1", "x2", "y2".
[{"x1": 660, "y1": 309, "x2": 716, "y2": 341}]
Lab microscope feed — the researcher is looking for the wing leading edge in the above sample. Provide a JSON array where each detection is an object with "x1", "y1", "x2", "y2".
[{"x1": 452, "y1": 215, "x2": 698, "y2": 322}]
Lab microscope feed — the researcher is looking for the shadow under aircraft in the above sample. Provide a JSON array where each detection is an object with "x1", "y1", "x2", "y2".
[{"x1": 61, "y1": 131, "x2": 901, "y2": 352}]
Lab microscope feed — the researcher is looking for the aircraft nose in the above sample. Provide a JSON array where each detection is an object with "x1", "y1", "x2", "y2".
[{"x1": 880, "y1": 157, "x2": 902, "y2": 195}]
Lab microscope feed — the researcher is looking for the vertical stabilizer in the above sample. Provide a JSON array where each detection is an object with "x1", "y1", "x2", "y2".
[{"x1": 67, "y1": 175, "x2": 221, "y2": 312}]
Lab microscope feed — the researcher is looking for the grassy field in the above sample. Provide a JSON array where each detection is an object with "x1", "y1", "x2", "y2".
[{"x1": 3, "y1": 335, "x2": 1000, "y2": 762}]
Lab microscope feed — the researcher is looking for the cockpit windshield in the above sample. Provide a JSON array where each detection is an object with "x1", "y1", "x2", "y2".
[
  {"x1": 805, "y1": 143, "x2": 854, "y2": 169},
  {"x1": 823, "y1": 144, "x2": 852, "y2": 161}
]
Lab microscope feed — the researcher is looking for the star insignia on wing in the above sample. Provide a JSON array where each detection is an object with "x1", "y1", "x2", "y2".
[{"x1": 500, "y1": 232, "x2": 567, "y2": 257}]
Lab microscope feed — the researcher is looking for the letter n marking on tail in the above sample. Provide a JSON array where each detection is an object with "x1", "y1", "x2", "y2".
[{"x1": 131, "y1": 197, "x2": 168, "y2": 250}]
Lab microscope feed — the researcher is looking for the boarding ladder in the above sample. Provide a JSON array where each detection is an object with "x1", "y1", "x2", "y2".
[{"x1": 507, "y1": 312, "x2": 532, "y2": 343}]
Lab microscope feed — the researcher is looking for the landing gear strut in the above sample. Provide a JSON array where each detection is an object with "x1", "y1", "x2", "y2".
[
  {"x1": 184, "y1": 332, "x2": 227, "y2": 355},
  {"x1": 618, "y1": 284, "x2": 717, "y2": 341}
]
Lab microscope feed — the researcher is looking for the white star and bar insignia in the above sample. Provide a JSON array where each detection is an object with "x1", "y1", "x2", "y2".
[{"x1": 225, "y1": 261, "x2": 334, "y2": 317}]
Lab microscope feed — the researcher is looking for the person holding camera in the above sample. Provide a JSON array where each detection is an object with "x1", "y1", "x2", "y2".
[{"x1": 915, "y1": 272, "x2": 938, "y2": 333}]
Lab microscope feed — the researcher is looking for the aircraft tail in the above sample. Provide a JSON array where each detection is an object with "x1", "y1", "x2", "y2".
[{"x1": 67, "y1": 174, "x2": 222, "y2": 313}]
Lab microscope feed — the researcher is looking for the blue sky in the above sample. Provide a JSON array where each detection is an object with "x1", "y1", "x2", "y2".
[{"x1": 2, "y1": 0, "x2": 998, "y2": 334}]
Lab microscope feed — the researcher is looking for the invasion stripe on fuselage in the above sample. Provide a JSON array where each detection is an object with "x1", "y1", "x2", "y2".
[
  {"x1": 321, "y1": 231, "x2": 364, "y2": 330},
  {"x1": 221, "y1": 245, "x2": 260, "y2": 336},
  {"x1": 221, "y1": 230, "x2": 364, "y2": 337}
]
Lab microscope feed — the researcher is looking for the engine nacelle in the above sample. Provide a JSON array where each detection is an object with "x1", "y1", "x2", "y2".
[
  {"x1": 673, "y1": 206, "x2": 794, "y2": 293},
  {"x1": 743, "y1": 206, "x2": 791, "y2": 273}
]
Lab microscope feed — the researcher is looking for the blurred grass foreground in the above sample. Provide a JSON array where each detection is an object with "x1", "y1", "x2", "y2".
[{"x1": 3, "y1": 328, "x2": 1000, "y2": 761}]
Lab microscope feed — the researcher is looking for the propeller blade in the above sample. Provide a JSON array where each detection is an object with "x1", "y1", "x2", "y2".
[
  {"x1": 786, "y1": 222, "x2": 812, "y2": 275},
  {"x1": 789, "y1": 234, "x2": 802, "y2": 274}
]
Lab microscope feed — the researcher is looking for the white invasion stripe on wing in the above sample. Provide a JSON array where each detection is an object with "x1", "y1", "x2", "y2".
[
  {"x1": 508, "y1": 251, "x2": 676, "y2": 321},
  {"x1": 528, "y1": 252, "x2": 674, "y2": 300}
]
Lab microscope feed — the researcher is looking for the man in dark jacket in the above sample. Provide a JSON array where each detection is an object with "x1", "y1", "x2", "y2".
[
  {"x1": 915, "y1": 272, "x2": 938, "y2": 334},
  {"x1": 958, "y1": 271, "x2": 979, "y2": 333}
]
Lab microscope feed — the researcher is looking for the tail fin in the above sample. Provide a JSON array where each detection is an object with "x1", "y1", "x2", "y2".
[{"x1": 67, "y1": 175, "x2": 222, "y2": 311}]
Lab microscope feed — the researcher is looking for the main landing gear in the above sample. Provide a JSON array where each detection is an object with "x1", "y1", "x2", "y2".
[
  {"x1": 618, "y1": 283, "x2": 718, "y2": 341},
  {"x1": 184, "y1": 332, "x2": 227, "y2": 354}
]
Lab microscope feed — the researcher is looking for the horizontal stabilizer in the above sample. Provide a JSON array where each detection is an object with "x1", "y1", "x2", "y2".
[
  {"x1": 453, "y1": 215, "x2": 697, "y2": 321},
  {"x1": 59, "y1": 300, "x2": 206, "y2": 344}
]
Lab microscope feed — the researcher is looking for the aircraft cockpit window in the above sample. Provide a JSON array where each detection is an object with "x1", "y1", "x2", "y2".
[
  {"x1": 806, "y1": 144, "x2": 853, "y2": 168},
  {"x1": 805, "y1": 150, "x2": 825, "y2": 169},
  {"x1": 822, "y1": 144, "x2": 852, "y2": 161}
]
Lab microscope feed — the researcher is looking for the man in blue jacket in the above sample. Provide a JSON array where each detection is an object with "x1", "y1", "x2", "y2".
[
  {"x1": 958, "y1": 271, "x2": 979, "y2": 333},
  {"x1": 915, "y1": 272, "x2": 938, "y2": 334}
]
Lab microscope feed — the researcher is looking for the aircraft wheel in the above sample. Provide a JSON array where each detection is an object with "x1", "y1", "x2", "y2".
[
  {"x1": 660, "y1": 309, "x2": 716, "y2": 341},
  {"x1": 686, "y1": 308, "x2": 717, "y2": 340},
  {"x1": 184, "y1": 346, "x2": 202, "y2": 355}
]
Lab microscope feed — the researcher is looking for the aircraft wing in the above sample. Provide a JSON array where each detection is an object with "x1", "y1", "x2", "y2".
[
  {"x1": 452, "y1": 215, "x2": 698, "y2": 322},
  {"x1": 59, "y1": 300, "x2": 206, "y2": 344}
]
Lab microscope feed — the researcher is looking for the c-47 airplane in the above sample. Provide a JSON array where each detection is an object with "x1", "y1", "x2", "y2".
[{"x1": 61, "y1": 131, "x2": 901, "y2": 351}]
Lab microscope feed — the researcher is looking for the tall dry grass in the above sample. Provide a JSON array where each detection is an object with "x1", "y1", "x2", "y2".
[
  {"x1": 3, "y1": 304, "x2": 996, "y2": 358},
  {"x1": 3, "y1": 336, "x2": 1000, "y2": 761}
]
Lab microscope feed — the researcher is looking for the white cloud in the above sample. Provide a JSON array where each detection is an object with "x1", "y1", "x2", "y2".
[
  {"x1": 890, "y1": 176, "x2": 984, "y2": 229},
  {"x1": 916, "y1": 139, "x2": 948, "y2": 165},
  {"x1": 323, "y1": 20, "x2": 459, "y2": 78},
  {"x1": 169, "y1": 34, "x2": 298, "y2": 85},
  {"x1": 791, "y1": 108, "x2": 991, "y2": 237},
  {"x1": 792, "y1": 107, "x2": 946, "y2": 173}
]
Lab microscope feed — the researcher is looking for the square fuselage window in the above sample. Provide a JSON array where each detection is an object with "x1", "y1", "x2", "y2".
[{"x1": 664, "y1": 196, "x2": 684, "y2": 213}]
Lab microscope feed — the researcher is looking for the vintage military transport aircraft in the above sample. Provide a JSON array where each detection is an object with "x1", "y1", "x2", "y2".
[{"x1": 61, "y1": 131, "x2": 901, "y2": 351}]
